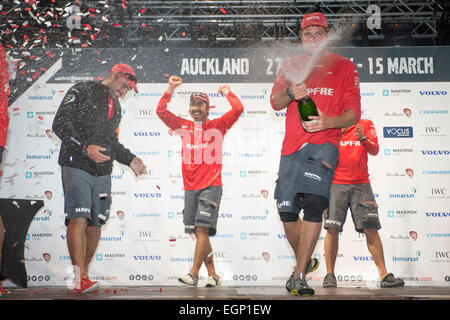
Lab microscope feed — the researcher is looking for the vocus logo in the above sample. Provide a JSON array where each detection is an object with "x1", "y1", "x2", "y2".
[{"x1": 383, "y1": 126, "x2": 413, "y2": 138}]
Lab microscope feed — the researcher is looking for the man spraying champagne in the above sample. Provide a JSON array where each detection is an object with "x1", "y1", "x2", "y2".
[{"x1": 270, "y1": 12, "x2": 361, "y2": 296}]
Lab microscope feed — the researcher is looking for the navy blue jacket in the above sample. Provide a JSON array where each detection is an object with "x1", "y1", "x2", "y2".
[{"x1": 52, "y1": 81, "x2": 135, "y2": 176}]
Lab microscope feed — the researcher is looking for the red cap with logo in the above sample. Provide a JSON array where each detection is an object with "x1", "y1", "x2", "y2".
[
  {"x1": 301, "y1": 12, "x2": 329, "y2": 29},
  {"x1": 110, "y1": 63, "x2": 138, "y2": 93}
]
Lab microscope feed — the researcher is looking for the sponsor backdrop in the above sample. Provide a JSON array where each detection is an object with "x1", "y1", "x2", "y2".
[{"x1": 1, "y1": 46, "x2": 449, "y2": 288}]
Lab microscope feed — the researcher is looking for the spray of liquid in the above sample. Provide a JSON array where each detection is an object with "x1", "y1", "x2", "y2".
[{"x1": 281, "y1": 22, "x2": 356, "y2": 85}]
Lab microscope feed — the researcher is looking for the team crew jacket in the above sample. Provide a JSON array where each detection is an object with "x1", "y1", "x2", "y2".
[
  {"x1": 270, "y1": 52, "x2": 361, "y2": 156},
  {"x1": 52, "y1": 81, "x2": 136, "y2": 176},
  {"x1": 333, "y1": 119, "x2": 379, "y2": 185},
  {"x1": 156, "y1": 91, "x2": 243, "y2": 190},
  {"x1": 0, "y1": 44, "x2": 10, "y2": 148}
]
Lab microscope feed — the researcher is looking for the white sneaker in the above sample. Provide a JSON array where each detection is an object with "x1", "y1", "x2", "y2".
[
  {"x1": 178, "y1": 273, "x2": 198, "y2": 286},
  {"x1": 205, "y1": 276, "x2": 221, "y2": 288}
]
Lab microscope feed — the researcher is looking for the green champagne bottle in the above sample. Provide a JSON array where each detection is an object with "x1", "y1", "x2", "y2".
[{"x1": 297, "y1": 95, "x2": 319, "y2": 122}]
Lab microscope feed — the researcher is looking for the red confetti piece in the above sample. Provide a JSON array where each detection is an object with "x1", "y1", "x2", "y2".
[
  {"x1": 12, "y1": 242, "x2": 17, "y2": 247},
  {"x1": 139, "y1": 8, "x2": 147, "y2": 13},
  {"x1": 220, "y1": 8, "x2": 227, "y2": 14},
  {"x1": 182, "y1": 32, "x2": 186, "y2": 37},
  {"x1": 37, "y1": 115, "x2": 44, "y2": 120},
  {"x1": 164, "y1": 73, "x2": 170, "y2": 78},
  {"x1": 156, "y1": 185, "x2": 160, "y2": 190},
  {"x1": 114, "y1": 22, "x2": 121, "y2": 27},
  {"x1": 33, "y1": 72, "x2": 40, "y2": 80}
]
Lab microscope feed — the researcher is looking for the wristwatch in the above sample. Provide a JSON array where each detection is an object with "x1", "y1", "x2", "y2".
[
  {"x1": 81, "y1": 145, "x2": 88, "y2": 156},
  {"x1": 286, "y1": 87, "x2": 294, "y2": 100}
]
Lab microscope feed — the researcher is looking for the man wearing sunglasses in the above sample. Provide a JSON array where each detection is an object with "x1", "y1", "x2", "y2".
[
  {"x1": 157, "y1": 75, "x2": 243, "y2": 288},
  {"x1": 52, "y1": 63, "x2": 147, "y2": 294}
]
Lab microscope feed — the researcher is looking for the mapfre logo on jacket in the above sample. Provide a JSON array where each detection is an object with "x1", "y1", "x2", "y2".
[{"x1": 307, "y1": 87, "x2": 335, "y2": 96}]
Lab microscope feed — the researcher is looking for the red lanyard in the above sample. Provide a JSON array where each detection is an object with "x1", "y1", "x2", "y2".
[{"x1": 108, "y1": 97, "x2": 114, "y2": 120}]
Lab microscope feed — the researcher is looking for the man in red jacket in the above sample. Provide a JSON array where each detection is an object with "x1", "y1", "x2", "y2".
[
  {"x1": 322, "y1": 119, "x2": 404, "y2": 288},
  {"x1": 0, "y1": 43, "x2": 10, "y2": 298},
  {"x1": 157, "y1": 75, "x2": 243, "y2": 287},
  {"x1": 271, "y1": 12, "x2": 361, "y2": 296}
]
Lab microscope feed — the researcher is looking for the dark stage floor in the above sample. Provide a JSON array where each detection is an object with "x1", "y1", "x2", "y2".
[{"x1": 2, "y1": 285, "x2": 450, "y2": 300}]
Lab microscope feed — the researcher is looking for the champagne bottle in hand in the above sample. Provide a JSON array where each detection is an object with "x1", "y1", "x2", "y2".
[{"x1": 297, "y1": 95, "x2": 318, "y2": 123}]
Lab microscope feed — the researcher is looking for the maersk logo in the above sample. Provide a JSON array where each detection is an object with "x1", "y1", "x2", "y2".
[{"x1": 383, "y1": 127, "x2": 413, "y2": 138}]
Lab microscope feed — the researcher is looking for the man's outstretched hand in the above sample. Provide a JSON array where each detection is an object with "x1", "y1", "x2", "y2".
[{"x1": 130, "y1": 157, "x2": 147, "y2": 176}]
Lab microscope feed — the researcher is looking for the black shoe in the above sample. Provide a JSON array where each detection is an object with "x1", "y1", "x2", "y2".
[
  {"x1": 380, "y1": 273, "x2": 404, "y2": 288},
  {"x1": 290, "y1": 277, "x2": 315, "y2": 296},
  {"x1": 285, "y1": 258, "x2": 319, "y2": 292},
  {"x1": 322, "y1": 273, "x2": 337, "y2": 288}
]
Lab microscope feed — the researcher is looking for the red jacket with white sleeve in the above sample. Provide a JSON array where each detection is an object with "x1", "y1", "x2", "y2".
[{"x1": 156, "y1": 91, "x2": 243, "y2": 190}]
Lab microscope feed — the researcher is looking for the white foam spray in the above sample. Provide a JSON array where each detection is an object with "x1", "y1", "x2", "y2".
[{"x1": 281, "y1": 21, "x2": 356, "y2": 85}]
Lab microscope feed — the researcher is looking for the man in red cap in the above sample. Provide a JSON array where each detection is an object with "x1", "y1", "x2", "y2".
[
  {"x1": 270, "y1": 12, "x2": 361, "y2": 296},
  {"x1": 52, "y1": 63, "x2": 146, "y2": 294},
  {"x1": 157, "y1": 75, "x2": 243, "y2": 288}
]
